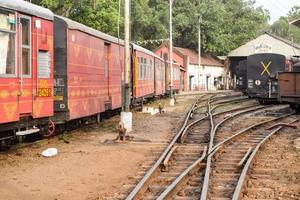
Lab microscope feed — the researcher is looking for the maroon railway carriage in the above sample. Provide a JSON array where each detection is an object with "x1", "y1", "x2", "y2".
[
  {"x1": 165, "y1": 62, "x2": 181, "y2": 94},
  {"x1": 278, "y1": 61, "x2": 300, "y2": 110},
  {"x1": 154, "y1": 56, "x2": 166, "y2": 96},
  {"x1": 53, "y1": 16, "x2": 124, "y2": 123},
  {"x1": 0, "y1": 0, "x2": 54, "y2": 144},
  {"x1": 132, "y1": 44, "x2": 156, "y2": 101}
]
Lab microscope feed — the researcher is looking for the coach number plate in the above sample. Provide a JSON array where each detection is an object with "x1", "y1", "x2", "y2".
[{"x1": 38, "y1": 88, "x2": 52, "y2": 97}]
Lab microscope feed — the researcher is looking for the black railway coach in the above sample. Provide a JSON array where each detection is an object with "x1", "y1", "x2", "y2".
[
  {"x1": 247, "y1": 53, "x2": 286, "y2": 101},
  {"x1": 236, "y1": 60, "x2": 247, "y2": 93}
]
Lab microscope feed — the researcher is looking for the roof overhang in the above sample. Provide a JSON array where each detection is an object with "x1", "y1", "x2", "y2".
[{"x1": 290, "y1": 18, "x2": 300, "y2": 28}]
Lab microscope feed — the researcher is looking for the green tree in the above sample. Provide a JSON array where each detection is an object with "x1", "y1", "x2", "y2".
[
  {"x1": 31, "y1": 0, "x2": 270, "y2": 55},
  {"x1": 269, "y1": 5, "x2": 300, "y2": 44},
  {"x1": 32, "y1": 0, "x2": 121, "y2": 36}
]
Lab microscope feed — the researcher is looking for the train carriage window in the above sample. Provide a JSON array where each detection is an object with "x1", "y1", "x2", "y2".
[
  {"x1": 20, "y1": 17, "x2": 31, "y2": 76},
  {"x1": 143, "y1": 58, "x2": 147, "y2": 80},
  {"x1": 104, "y1": 43, "x2": 110, "y2": 78},
  {"x1": 150, "y1": 60, "x2": 153, "y2": 79},
  {"x1": 37, "y1": 51, "x2": 50, "y2": 78},
  {"x1": 0, "y1": 9, "x2": 16, "y2": 76},
  {"x1": 146, "y1": 59, "x2": 149, "y2": 80},
  {"x1": 138, "y1": 57, "x2": 142, "y2": 80}
]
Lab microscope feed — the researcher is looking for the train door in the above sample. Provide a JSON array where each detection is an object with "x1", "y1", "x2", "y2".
[
  {"x1": 104, "y1": 43, "x2": 111, "y2": 110},
  {"x1": 18, "y1": 15, "x2": 33, "y2": 115}
]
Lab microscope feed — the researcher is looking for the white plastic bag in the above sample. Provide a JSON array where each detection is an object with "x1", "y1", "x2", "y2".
[{"x1": 41, "y1": 148, "x2": 58, "y2": 157}]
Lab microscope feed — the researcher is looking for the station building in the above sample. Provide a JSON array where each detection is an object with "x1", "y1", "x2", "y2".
[
  {"x1": 227, "y1": 32, "x2": 300, "y2": 88},
  {"x1": 154, "y1": 42, "x2": 225, "y2": 92}
]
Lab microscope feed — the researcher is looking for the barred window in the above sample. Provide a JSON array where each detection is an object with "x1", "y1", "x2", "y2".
[{"x1": 0, "y1": 9, "x2": 16, "y2": 76}]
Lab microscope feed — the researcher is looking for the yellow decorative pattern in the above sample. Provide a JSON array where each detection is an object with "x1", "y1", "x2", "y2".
[
  {"x1": 39, "y1": 80, "x2": 49, "y2": 88},
  {"x1": 73, "y1": 45, "x2": 80, "y2": 57},
  {"x1": 3, "y1": 103, "x2": 17, "y2": 120},
  {"x1": 76, "y1": 90, "x2": 81, "y2": 97},
  {"x1": 33, "y1": 101, "x2": 43, "y2": 116},
  {"x1": 11, "y1": 91, "x2": 19, "y2": 97},
  {"x1": 82, "y1": 100, "x2": 88, "y2": 111},
  {"x1": 21, "y1": 89, "x2": 31, "y2": 97},
  {"x1": 0, "y1": 90, "x2": 9, "y2": 99},
  {"x1": 68, "y1": 101, "x2": 77, "y2": 112},
  {"x1": 87, "y1": 48, "x2": 92, "y2": 59}
]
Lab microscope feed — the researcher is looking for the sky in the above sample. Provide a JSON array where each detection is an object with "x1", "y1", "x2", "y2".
[{"x1": 254, "y1": 0, "x2": 300, "y2": 23}]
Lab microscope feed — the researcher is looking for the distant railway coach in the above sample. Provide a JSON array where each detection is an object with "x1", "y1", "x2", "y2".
[
  {"x1": 165, "y1": 62, "x2": 181, "y2": 94},
  {"x1": 247, "y1": 53, "x2": 286, "y2": 101},
  {"x1": 132, "y1": 44, "x2": 155, "y2": 101},
  {"x1": 236, "y1": 60, "x2": 247, "y2": 93},
  {"x1": 154, "y1": 57, "x2": 166, "y2": 96},
  {"x1": 53, "y1": 16, "x2": 124, "y2": 123},
  {"x1": 278, "y1": 58, "x2": 300, "y2": 110},
  {"x1": 0, "y1": 0, "x2": 54, "y2": 143}
]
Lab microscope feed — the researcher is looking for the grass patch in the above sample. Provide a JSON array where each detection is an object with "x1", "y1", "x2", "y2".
[{"x1": 58, "y1": 131, "x2": 71, "y2": 141}]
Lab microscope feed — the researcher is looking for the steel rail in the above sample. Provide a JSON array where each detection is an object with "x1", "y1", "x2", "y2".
[
  {"x1": 200, "y1": 112, "x2": 295, "y2": 200},
  {"x1": 155, "y1": 97, "x2": 263, "y2": 200},
  {"x1": 157, "y1": 101, "x2": 262, "y2": 198},
  {"x1": 125, "y1": 93, "x2": 244, "y2": 199},
  {"x1": 211, "y1": 98, "x2": 253, "y2": 113},
  {"x1": 232, "y1": 117, "x2": 300, "y2": 200},
  {"x1": 125, "y1": 96, "x2": 202, "y2": 200},
  {"x1": 211, "y1": 96, "x2": 249, "y2": 106},
  {"x1": 192, "y1": 93, "x2": 235, "y2": 112},
  {"x1": 200, "y1": 97, "x2": 214, "y2": 200},
  {"x1": 210, "y1": 112, "x2": 295, "y2": 155},
  {"x1": 156, "y1": 146, "x2": 207, "y2": 200}
]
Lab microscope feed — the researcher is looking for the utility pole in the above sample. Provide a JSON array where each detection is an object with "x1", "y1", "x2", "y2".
[
  {"x1": 121, "y1": 0, "x2": 132, "y2": 133},
  {"x1": 198, "y1": 16, "x2": 202, "y2": 91},
  {"x1": 124, "y1": 0, "x2": 130, "y2": 112},
  {"x1": 198, "y1": 16, "x2": 201, "y2": 70},
  {"x1": 169, "y1": 0, "x2": 175, "y2": 106}
]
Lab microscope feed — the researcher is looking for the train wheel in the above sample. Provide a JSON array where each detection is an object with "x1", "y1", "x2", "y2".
[{"x1": 44, "y1": 120, "x2": 56, "y2": 137}]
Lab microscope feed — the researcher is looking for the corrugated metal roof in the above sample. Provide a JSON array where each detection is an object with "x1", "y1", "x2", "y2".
[
  {"x1": 0, "y1": 0, "x2": 53, "y2": 20},
  {"x1": 55, "y1": 15, "x2": 124, "y2": 45},
  {"x1": 290, "y1": 18, "x2": 300, "y2": 28}
]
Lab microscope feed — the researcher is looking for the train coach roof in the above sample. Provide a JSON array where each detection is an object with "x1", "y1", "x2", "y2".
[
  {"x1": 0, "y1": 0, "x2": 53, "y2": 20},
  {"x1": 131, "y1": 43, "x2": 161, "y2": 59},
  {"x1": 55, "y1": 15, "x2": 124, "y2": 45}
]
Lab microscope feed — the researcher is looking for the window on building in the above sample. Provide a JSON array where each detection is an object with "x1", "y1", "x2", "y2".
[
  {"x1": 21, "y1": 17, "x2": 31, "y2": 76},
  {"x1": 0, "y1": 9, "x2": 16, "y2": 76}
]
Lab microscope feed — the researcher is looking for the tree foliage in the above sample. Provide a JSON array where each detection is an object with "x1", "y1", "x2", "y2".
[
  {"x1": 31, "y1": 0, "x2": 270, "y2": 55},
  {"x1": 269, "y1": 6, "x2": 300, "y2": 44}
]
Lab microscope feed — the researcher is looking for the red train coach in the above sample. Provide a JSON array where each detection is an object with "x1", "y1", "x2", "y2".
[
  {"x1": 165, "y1": 62, "x2": 181, "y2": 94},
  {"x1": 132, "y1": 44, "x2": 156, "y2": 101},
  {"x1": 154, "y1": 56, "x2": 166, "y2": 96},
  {"x1": 53, "y1": 16, "x2": 124, "y2": 124},
  {"x1": 0, "y1": 0, "x2": 54, "y2": 143}
]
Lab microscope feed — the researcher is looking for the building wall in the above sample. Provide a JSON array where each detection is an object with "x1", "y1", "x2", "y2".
[
  {"x1": 188, "y1": 64, "x2": 225, "y2": 91},
  {"x1": 154, "y1": 45, "x2": 184, "y2": 66},
  {"x1": 154, "y1": 45, "x2": 188, "y2": 91}
]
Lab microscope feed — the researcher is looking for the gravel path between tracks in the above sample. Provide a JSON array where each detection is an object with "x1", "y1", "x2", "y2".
[
  {"x1": 0, "y1": 95, "x2": 197, "y2": 200},
  {"x1": 241, "y1": 122, "x2": 300, "y2": 200}
]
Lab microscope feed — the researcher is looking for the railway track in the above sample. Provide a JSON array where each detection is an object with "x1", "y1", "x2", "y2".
[
  {"x1": 201, "y1": 105, "x2": 298, "y2": 200},
  {"x1": 125, "y1": 94, "x2": 264, "y2": 200}
]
